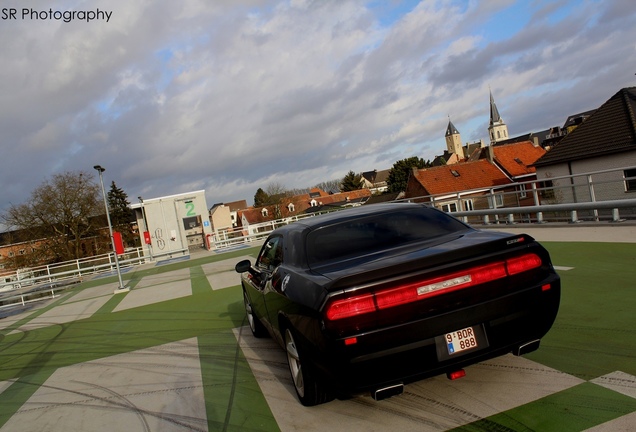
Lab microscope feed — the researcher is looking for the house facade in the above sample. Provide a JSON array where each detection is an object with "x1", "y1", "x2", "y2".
[
  {"x1": 404, "y1": 159, "x2": 514, "y2": 213},
  {"x1": 238, "y1": 188, "x2": 372, "y2": 236},
  {"x1": 533, "y1": 87, "x2": 636, "y2": 207},
  {"x1": 360, "y1": 169, "x2": 390, "y2": 194}
]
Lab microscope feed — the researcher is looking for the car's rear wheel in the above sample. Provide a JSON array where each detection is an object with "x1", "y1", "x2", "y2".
[
  {"x1": 243, "y1": 290, "x2": 267, "y2": 337},
  {"x1": 284, "y1": 327, "x2": 334, "y2": 406}
]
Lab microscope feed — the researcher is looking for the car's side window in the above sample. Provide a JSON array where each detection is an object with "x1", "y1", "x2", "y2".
[{"x1": 256, "y1": 236, "x2": 283, "y2": 271}]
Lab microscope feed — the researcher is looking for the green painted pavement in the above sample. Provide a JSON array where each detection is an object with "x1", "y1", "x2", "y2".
[{"x1": 0, "y1": 242, "x2": 634, "y2": 431}]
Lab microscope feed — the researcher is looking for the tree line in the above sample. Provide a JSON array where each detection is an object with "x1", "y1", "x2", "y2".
[
  {"x1": 253, "y1": 156, "x2": 433, "y2": 206},
  {"x1": 0, "y1": 171, "x2": 135, "y2": 266},
  {"x1": 1, "y1": 156, "x2": 433, "y2": 267}
]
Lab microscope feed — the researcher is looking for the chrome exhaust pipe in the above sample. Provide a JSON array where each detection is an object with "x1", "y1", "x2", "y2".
[
  {"x1": 372, "y1": 383, "x2": 404, "y2": 401},
  {"x1": 514, "y1": 339, "x2": 541, "y2": 356}
]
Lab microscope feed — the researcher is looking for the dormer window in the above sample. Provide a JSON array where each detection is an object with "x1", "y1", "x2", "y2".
[
  {"x1": 261, "y1": 208, "x2": 268, "y2": 217},
  {"x1": 287, "y1": 203, "x2": 295, "y2": 212},
  {"x1": 310, "y1": 199, "x2": 317, "y2": 207}
]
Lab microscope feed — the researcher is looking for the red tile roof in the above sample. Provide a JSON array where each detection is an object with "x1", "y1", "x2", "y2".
[
  {"x1": 410, "y1": 159, "x2": 511, "y2": 195},
  {"x1": 493, "y1": 141, "x2": 546, "y2": 178},
  {"x1": 238, "y1": 188, "x2": 372, "y2": 225}
]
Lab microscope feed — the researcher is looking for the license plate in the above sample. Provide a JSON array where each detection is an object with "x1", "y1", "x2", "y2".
[{"x1": 445, "y1": 326, "x2": 478, "y2": 355}]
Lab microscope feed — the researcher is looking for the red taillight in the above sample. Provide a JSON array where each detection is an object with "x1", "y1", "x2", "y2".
[
  {"x1": 325, "y1": 293, "x2": 375, "y2": 321},
  {"x1": 506, "y1": 253, "x2": 542, "y2": 275},
  {"x1": 324, "y1": 253, "x2": 543, "y2": 321}
]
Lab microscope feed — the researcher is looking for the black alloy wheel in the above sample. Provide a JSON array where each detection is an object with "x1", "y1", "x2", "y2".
[
  {"x1": 243, "y1": 290, "x2": 267, "y2": 337},
  {"x1": 284, "y1": 327, "x2": 334, "y2": 406}
]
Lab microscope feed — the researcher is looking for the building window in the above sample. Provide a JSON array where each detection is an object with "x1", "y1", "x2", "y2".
[
  {"x1": 463, "y1": 199, "x2": 474, "y2": 211},
  {"x1": 287, "y1": 203, "x2": 295, "y2": 212},
  {"x1": 261, "y1": 208, "x2": 268, "y2": 217},
  {"x1": 539, "y1": 180, "x2": 555, "y2": 199},
  {"x1": 624, "y1": 169, "x2": 636, "y2": 192},
  {"x1": 519, "y1": 183, "x2": 527, "y2": 199},
  {"x1": 488, "y1": 193, "x2": 504, "y2": 208},
  {"x1": 441, "y1": 202, "x2": 458, "y2": 212}
]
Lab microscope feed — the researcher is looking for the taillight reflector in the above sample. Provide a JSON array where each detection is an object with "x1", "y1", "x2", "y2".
[
  {"x1": 447, "y1": 369, "x2": 466, "y2": 380},
  {"x1": 324, "y1": 253, "x2": 543, "y2": 321}
]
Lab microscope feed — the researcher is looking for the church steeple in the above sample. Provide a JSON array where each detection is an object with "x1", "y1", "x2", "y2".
[
  {"x1": 445, "y1": 117, "x2": 463, "y2": 155},
  {"x1": 488, "y1": 89, "x2": 508, "y2": 144}
]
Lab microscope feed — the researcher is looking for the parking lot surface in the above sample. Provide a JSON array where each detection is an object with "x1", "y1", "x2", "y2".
[{"x1": 1, "y1": 224, "x2": 635, "y2": 431}]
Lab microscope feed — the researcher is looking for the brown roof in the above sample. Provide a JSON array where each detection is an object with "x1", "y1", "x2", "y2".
[
  {"x1": 410, "y1": 160, "x2": 511, "y2": 195},
  {"x1": 225, "y1": 200, "x2": 248, "y2": 211},
  {"x1": 534, "y1": 87, "x2": 636, "y2": 167},
  {"x1": 493, "y1": 141, "x2": 546, "y2": 178},
  {"x1": 238, "y1": 188, "x2": 372, "y2": 224}
]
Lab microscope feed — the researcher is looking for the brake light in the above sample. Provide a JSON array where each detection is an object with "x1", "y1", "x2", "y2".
[
  {"x1": 506, "y1": 253, "x2": 542, "y2": 275},
  {"x1": 324, "y1": 253, "x2": 542, "y2": 321},
  {"x1": 325, "y1": 293, "x2": 375, "y2": 321}
]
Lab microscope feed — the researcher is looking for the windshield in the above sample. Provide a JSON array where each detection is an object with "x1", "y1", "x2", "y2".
[{"x1": 305, "y1": 207, "x2": 468, "y2": 266}]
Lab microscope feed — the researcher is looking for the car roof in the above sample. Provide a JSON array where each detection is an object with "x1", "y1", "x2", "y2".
[{"x1": 274, "y1": 202, "x2": 431, "y2": 233}]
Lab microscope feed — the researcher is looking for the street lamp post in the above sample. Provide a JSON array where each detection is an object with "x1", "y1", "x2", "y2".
[{"x1": 94, "y1": 165, "x2": 128, "y2": 293}]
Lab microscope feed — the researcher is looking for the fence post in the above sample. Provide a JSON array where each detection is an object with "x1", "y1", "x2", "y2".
[
  {"x1": 570, "y1": 210, "x2": 579, "y2": 223},
  {"x1": 587, "y1": 174, "x2": 599, "y2": 221}
]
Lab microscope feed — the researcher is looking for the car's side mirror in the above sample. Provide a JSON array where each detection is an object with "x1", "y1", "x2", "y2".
[{"x1": 235, "y1": 259, "x2": 252, "y2": 273}]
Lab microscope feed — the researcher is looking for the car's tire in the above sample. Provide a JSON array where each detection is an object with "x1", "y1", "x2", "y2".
[
  {"x1": 243, "y1": 290, "x2": 267, "y2": 338},
  {"x1": 284, "y1": 327, "x2": 334, "y2": 406}
]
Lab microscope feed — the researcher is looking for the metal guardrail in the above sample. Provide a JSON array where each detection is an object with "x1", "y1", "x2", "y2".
[
  {"x1": 453, "y1": 198, "x2": 636, "y2": 225},
  {"x1": 0, "y1": 246, "x2": 189, "y2": 310}
]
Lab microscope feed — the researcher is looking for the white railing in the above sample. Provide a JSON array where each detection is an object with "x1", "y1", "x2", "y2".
[
  {"x1": 2, "y1": 166, "x2": 635, "y2": 310},
  {"x1": 0, "y1": 245, "x2": 189, "y2": 301}
]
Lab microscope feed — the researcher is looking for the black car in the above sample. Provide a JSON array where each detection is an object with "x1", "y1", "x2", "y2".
[{"x1": 235, "y1": 203, "x2": 560, "y2": 406}]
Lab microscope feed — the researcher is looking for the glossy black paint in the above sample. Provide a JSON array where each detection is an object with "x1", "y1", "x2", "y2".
[{"x1": 236, "y1": 203, "x2": 561, "y2": 401}]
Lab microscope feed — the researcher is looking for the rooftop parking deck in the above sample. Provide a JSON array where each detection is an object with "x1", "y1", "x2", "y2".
[{"x1": 0, "y1": 224, "x2": 635, "y2": 431}]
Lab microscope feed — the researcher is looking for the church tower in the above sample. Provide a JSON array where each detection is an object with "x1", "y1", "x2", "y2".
[
  {"x1": 445, "y1": 118, "x2": 463, "y2": 156},
  {"x1": 488, "y1": 90, "x2": 509, "y2": 144}
]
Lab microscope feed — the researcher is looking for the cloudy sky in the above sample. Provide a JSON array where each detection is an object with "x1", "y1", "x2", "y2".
[{"x1": 1, "y1": 0, "x2": 635, "y2": 216}]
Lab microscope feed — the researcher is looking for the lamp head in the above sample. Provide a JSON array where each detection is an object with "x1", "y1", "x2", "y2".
[{"x1": 93, "y1": 165, "x2": 105, "y2": 172}]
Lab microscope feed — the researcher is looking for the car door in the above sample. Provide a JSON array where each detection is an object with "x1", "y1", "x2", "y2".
[{"x1": 252, "y1": 235, "x2": 284, "y2": 331}]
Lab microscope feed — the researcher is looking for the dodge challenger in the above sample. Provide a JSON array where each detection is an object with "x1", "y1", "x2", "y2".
[{"x1": 235, "y1": 203, "x2": 560, "y2": 406}]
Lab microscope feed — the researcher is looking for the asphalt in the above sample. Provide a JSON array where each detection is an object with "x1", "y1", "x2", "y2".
[{"x1": 0, "y1": 224, "x2": 635, "y2": 431}]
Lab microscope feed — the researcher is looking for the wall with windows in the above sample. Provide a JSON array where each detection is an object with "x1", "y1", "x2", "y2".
[{"x1": 536, "y1": 153, "x2": 636, "y2": 204}]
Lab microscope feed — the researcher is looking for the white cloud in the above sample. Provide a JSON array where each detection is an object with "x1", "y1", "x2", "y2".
[{"x1": 1, "y1": 0, "x2": 634, "y2": 213}]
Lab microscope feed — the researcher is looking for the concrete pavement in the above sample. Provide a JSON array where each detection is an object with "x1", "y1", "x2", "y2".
[{"x1": 1, "y1": 229, "x2": 635, "y2": 431}]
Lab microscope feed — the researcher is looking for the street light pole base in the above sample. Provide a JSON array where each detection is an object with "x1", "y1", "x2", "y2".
[{"x1": 114, "y1": 286, "x2": 130, "y2": 294}]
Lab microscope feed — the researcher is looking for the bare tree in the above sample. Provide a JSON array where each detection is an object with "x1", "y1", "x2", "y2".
[
  {"x1": 313, "y1": 179, "x2": 341, "y2": 193},
  {"x1": 2, "y1": 171, "x2": 103, "y2": 263}
]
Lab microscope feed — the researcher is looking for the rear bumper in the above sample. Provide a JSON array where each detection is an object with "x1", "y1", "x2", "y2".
[{"x1": 306, "y1": 274, "x2": 561, "y2": 394}]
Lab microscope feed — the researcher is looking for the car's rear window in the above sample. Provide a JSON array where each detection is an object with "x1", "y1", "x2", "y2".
[{"x1": 305, "y1": 207, "x2": 468, "y2": 266}]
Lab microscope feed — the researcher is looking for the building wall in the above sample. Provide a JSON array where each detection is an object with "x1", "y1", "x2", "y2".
[
  {"x1": 536, "y1": 152, "x2": 636, "y2": 204},
  {"x1": 210, "y1": 205, "x2": 233, "y2": 232},
  {"x1": 135, "y1": 190, "x2": 212, "y2": 256}
]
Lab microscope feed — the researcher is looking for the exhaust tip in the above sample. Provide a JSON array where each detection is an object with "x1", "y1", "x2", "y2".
[
  {"x1": 372, "y1": 383, "x2": 404, "y2": 401},
  {"x1": 514, "y1": 339, "x2": 541, "y2": 356}
]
